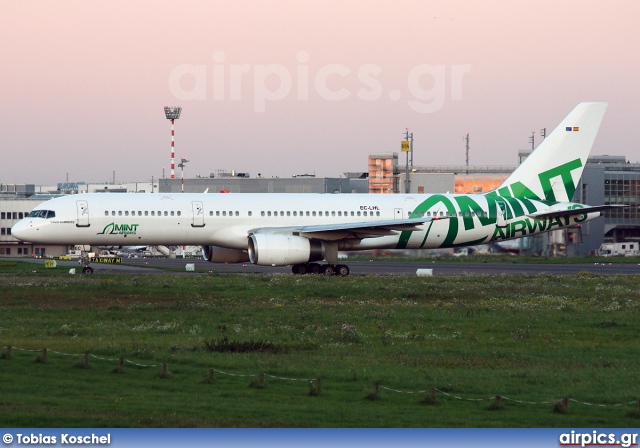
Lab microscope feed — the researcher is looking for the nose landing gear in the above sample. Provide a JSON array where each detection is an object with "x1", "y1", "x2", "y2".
[{"x1": 79, "y1": 254, "x2": 94, "y2": 274}]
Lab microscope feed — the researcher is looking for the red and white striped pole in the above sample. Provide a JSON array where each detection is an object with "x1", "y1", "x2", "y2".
[
  {"x1": 164, "y1": 106, "x2": 181, "y2": 179},
  {"x1": 170, "y1": 119, "x2": 175, "y2": 179}
]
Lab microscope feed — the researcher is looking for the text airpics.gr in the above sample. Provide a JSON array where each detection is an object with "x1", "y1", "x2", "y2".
[
  {"x1": 168, "y1": 51, "x2": 471, "y2": 112},
  {"x1": 559, "y1": 430, "x2": 638, "y2": 448}
]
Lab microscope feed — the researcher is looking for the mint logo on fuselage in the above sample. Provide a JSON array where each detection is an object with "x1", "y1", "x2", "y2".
[
  {"x1": 397, "y1": 159, "x2": 589, "y2": 249},
  {"x1": 97, "y1": 222, "x2": 139, "y2": 235}
]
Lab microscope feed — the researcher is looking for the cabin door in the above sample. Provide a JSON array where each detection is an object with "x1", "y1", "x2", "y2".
[
  {"x1": 496, "y1": 201, "x2": 508, "y2": 228},
  {"x1": 76, "y1": 200, "x2": 90, "y2": 227},
  {"x1": 192, "y1": 201, "x2": 205, "y2": 227}
]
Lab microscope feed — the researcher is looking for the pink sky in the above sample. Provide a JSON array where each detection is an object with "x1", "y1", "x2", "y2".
[{"x1": 2, "y1": 0, "x2": 639, "y2": 184}]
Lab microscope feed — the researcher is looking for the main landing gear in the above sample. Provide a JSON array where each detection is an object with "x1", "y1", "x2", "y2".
[{"x1": 291, "y1": 263, "x2": 350, "y2": 276}]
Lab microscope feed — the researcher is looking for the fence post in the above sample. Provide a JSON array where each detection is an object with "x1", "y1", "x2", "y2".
[
  {"x1": 6, "y1": 346, "x2": 11, "y2": 358},
  {"x1": 260, "y1": 373, "x2": 265, "y2": 386},
  {"x1": 374, "y1": 383, "x2": 379, "y2": 397},
  {"x1": 162, "y1": 363, "x2": 168, "y2": 376},
  {"x1": 42, "y1": 348, "x2": 47, "y2": 363},
  {"x1": 119, "y1": 357, "x2": 124, "y2": 369},
  {"x1": 431, "y1": 388, "x2": 436, "y2": 400},
  {"x1": 83, "y1": 353, "x2": 89, "y2": 367},
  {"x1": 563, "y1": 397, "x2": 569, "y2": 409},
  {"x1": 316, "y1": 377, "x2": 322, "y2": 393},
  {"x1": 209, "y1": 369, "x2": 215, "y2": 382}
]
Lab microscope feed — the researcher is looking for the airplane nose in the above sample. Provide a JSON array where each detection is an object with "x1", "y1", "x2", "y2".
[{"x1": 11, "y1": 219, "x2": 32, "y2": 241}]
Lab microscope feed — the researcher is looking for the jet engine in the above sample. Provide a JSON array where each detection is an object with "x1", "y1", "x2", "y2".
[
  {"x1": 201, "y1": 245, "x2": 250, "y2": 263},
  {"x1": 248, "y1": 234, "x2": 325, "y2": 266}
]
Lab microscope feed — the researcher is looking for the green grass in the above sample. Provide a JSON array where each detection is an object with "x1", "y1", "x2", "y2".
[{"x1": 1, "y1": 261, "x2": 639, "y2": 427}]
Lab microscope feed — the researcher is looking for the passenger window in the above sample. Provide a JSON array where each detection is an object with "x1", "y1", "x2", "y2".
[
  {"x1": 306, "y1": 211, "x2": 310, "y2": 216},
  {"x1": 216, "y1": 211, "x2": 220, "y2": 216},
  {"x1": 164, "y1": 211, "x2": 168, "y2": 216},
  {"x1": 351, "y1": 211, "x2": 354, "y2": 216},
  {"x1": 118, "y1": 211, "x2": 122, "y2": 216},
  {"x1": 171, "y1": 211, "x2": 174, "y2": 216},
  {"x1": 261, "y1": 211, "x2": 265, "y2": 216},
  {"x1": 105, "y1": 211, "x2": 109, "y2": 216},
  {"x1": 223, "y1": 211, "x2": 227, "y2": 216},
  {"x1": 377, "y1": 211, "x2": 380, "y2": 216},
  {"x1": 125, "y1": 211, "x2": 129, "y2": 216},
  {"x1": 268, "y1": 211, "x2": 272, "y2": 216},
  {"x1": 280, "y1": 211, "x2": 284, "y2": 216},
  {"x1": 357, "y1": 211, "x2": 361, "y2": 216},
  {"x1": 248, "y1": 211, "x2": 252, "y2": 216},
  {"x1": 151, "y1": 211, "x2": 155, "y2": 216},
  {"x1": 293, "y1": 211, "x2": 297, "y2": 216},
  {"x1": 363, "y1": 211, "x2": 368, "y2": 216},
  {"x1": 112, "y1": 211, "x2": 116, "y2": 216},
  {"x1": 145, "y1": 211, "x2": 148, "y2": 216},
  {"x1": 287, "y1": 211, "x2": 290, "y2": 216},
  {"x1": 312, "y1": 211, "x2": 316, "y2": 216}
]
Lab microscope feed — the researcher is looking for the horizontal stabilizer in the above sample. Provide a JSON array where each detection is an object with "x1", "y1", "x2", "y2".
[{"x1": 527, "y1": 204, "x2": 626, "y2": 220}]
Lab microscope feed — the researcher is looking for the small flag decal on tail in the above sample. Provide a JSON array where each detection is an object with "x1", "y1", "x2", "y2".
[{"x1": 566, "y1": 126, "x2": 580, "y2": 132}]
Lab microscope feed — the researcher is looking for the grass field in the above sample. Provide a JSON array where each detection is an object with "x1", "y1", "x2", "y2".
[{"x1": 1, "y1": 260, "x2": 639, "y2": 427}]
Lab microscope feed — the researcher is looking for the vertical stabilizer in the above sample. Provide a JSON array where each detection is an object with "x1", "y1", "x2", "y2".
[{"x1": 497, "y1": 102, "x2": 608, "y2": 202}]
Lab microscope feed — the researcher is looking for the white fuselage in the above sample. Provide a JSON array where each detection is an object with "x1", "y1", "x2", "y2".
[{"x1": 12, "y1": 192, "x2": 600, "y2": 253}]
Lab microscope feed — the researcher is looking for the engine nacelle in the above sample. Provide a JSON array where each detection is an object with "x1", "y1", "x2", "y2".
[
  {"x1": 201, "y1": 245, "x2": 249, "y2": 263},
  {"x1": 248, "y1": 234, "x2": 325, "y2": 266}
]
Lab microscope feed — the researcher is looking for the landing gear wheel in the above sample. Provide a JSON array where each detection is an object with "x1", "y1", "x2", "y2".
[
  {"x1": 322, "y1": 264, "x2": 336, "y2": 276},
  {"x1": 292, "y1": 264, "x2": 308, "y2": 275},
  {"x1": 335, "y1": 264, "x2": 350, "y2": 277},
  {"x1": 309, "y1": 263, "x2": 323, "y2": 274},
  {"x1": 82, "y1": 266, "x2": 94, "y2": 274}
]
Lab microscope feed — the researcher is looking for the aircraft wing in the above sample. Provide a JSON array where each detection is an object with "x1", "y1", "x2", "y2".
[
  {"x1": 248, "y1": 217, "x2": 438, "y2": 240},
  {"x1": 526, "y1": 204, "x2": 626, "y2": 220}
]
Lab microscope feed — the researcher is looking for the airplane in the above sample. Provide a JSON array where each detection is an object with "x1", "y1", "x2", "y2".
[{"x1": 12, "y1": 102, "x2": 618, "y2": 275}]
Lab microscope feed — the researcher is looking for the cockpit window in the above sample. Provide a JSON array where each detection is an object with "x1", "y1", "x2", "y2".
[{"x1": 27, "y1": 210, "x2": 55, "y2": 219}]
